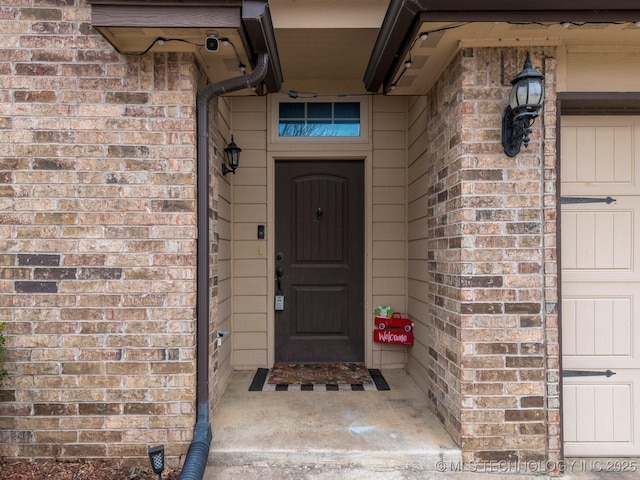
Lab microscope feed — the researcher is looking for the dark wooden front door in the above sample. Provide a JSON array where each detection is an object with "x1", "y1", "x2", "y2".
[{"x1": 275, "y1": 160, "x2": 364, "y2": 363}]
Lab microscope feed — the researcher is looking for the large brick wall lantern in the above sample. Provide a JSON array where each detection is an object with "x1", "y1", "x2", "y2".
[{"x1": 502, "y1": 52, "x2": 545, "y2": 157}]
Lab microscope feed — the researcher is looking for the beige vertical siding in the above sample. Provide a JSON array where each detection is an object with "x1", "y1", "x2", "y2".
[
  {"x1": 560, "y1": 47, "x2": 640, "y2": 92},
  {"x1": 213, "y1": 97, "x2": 233, "y2": 401},
  {"x1": 405, "y1": 94, "x2": 432, "y2": 393},
  {"x1": 229, "y1": 97, "x2": 269, "y2": 369},
  {"x1": 371, "y1": 96, "x2": 408, "y2": 368}
]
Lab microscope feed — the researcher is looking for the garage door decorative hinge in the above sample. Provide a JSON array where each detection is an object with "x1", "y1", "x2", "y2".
[
  {"x1": 560, "y1": 196, "x2": 616, "y2": 205},
  {"x1": 562, "y1": 369, "x2": 616, "y2": 377}
]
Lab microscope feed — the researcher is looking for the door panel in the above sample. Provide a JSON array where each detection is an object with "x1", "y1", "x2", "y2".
[
  {"x1": 275, "y1": 160, "x2": 364, "y2": 363},
  {"x1": 562, "y1": 283, "x2": 640, "y2": 369},
  {"x1": 561, "y1": 116, "x2": 640, "y2": 196},
  {"x1": 561, "y1": 116, "x2": 640, "y2": 456},
  {"x1": 563, "y1": 372, "x2": 640, "y2": 456},
  {"x1": 561, "y1": 199, "x2": 640, "y2": 282}
]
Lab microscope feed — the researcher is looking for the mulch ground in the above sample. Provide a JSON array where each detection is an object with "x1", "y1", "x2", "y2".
[{"x1": 0, "y1": 459, "x2": 180, "y2": 480}]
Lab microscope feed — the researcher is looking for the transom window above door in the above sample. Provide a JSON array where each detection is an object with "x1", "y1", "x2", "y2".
[
  {"x1": 279, "y1": 102, "x2": 360, "y2": 137},
  {"x1": 271, "y1": 96, "x2": 369, "y2": 144}
]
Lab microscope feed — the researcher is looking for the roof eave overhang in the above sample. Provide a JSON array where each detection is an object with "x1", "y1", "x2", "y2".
[
  {"x1": 86, "y1": 0, "x2": 282, "y2": 93},
  {"x1": 364, "y1": 0, "x2": 640, "y2": 93}
]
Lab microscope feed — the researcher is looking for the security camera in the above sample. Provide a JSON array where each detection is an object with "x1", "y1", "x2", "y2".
[{"x1": 205, "y1": 34, "x2": 219, "y2": 52}]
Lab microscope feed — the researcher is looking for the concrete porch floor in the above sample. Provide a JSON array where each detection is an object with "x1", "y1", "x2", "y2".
[
  {"x1": 204, "y1": 369, "x2": 461, "y2": 479},
  {"x1": 203, "y1": 369, "x2": 640, "y2": 479}
]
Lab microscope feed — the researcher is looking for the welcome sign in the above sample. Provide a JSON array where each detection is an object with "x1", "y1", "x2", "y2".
[{"x1": 373, "y1": 329, "x2": 414, "y2": 346}]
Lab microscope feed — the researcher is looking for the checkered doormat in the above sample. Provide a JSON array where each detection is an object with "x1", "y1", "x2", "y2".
[{"x1": 249, "y1": 363, "x2": 390, "y2": 391}]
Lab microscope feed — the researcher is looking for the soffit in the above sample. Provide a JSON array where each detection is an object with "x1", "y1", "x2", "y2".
[
  {"x1": 269, "y1": 0, "x2": 389, "y2": 95},
  {"x1": 86, "y1": 1, "x2": 640, "y2": 98},
  {"x1": 94, "y1": 25, "x2": 252, "y2": 80},
  {"x1": 86, "y1": 0, "x2": 389, "y2": 96},
  {"x1": 391, "y1": 21, "x2": 640, "y2": 95},
  {"x1": 365, "y1": 0, "x2": 640, "y2": 94},
  {"x1": 271, "y1": 28, "x2": 380, "y2": 94},
  {"x1": 86, "y1": 0, "x2": 282, "y2": 94}
]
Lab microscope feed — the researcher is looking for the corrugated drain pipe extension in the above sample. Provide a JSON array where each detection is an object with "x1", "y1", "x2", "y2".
[{"x1": 179, "y1": 51, "x2": 269, "y2": 480}]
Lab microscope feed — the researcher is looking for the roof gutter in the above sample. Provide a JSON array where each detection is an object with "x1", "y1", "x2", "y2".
[
  {"x1": 241, "y1": 0, "x2": 283, "y2": 94},
  {"x1": 363, "y1": 0, "x2": 421, "y2": 94},
  {"x1": 180, "y1": 52, "x2": 269, "y2": 480},
  {"x1": 364, "y1": 0, "x2": 640, "y2": 93},
  {"x1": 182, "y1": 0, "x2": 282, "y2": 476}
]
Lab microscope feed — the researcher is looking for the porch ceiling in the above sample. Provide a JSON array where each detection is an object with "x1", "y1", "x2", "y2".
[
  {"x1": 86, "y1": 1, "x2": 640, "y2": 97},
  {"x1": 268, "y1": 0, "x2": 389, "y2": 95},
  {"x1": 86, "y1": 0, "x2": 391, "y2": 97}
]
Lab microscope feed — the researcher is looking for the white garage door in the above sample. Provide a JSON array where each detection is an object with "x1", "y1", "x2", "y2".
[{"x1": 561, "y1": 116, "x2": 640, "y2": 456}]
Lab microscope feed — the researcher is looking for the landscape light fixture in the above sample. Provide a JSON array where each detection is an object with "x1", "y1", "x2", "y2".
[
  {"x1": 147, "y1": 445, "x2": 165, "y2": 480},
  {"x1": 502, "y1": 52, "x2": 545, "y2": 157},
  {"x1": 222, "y1": 136, "x2": 241, "y2": 175}
]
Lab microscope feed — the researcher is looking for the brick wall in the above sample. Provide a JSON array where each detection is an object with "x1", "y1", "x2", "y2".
[
  {"x1": 0, "y1": 1, "x2": 209, "y2": 465},
  {"x1": 407, "y1": 48, "x2": 466, "y2": 445},
  {"x1": 541, "y1": 53, "x2": 561, "y2": 467},
  {"x1": 407, "y1": 47, "x2": 560, "y2": 465}
]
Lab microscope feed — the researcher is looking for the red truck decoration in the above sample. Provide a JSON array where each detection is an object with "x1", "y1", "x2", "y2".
[{"x1": 373, "y1": 312, "x2": 414, "y2": 346}]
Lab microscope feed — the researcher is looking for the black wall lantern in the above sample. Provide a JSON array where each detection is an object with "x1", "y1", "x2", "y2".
[
  {"x1": 222, "y1": 135, "x2": 241, "y2": 175},
  {"x1": 502, "y1": 52, "x2": 545, "y2": 157}
]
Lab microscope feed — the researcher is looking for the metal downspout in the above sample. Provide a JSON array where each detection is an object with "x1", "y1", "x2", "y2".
[{"x1": 179, "y1": 51, "x2": 269, "y2": 480}]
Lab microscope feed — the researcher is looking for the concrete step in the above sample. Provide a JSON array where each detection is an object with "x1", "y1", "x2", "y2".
[
  {"x1": 205, "y1": 462, "x2": 640, "y2": 480},
  {"x1": 208, "y1": 446, "x2": 461, "y2": 470},
  {"x1": 204, "y1": 464, "x2": 471, "y2": 480}
]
